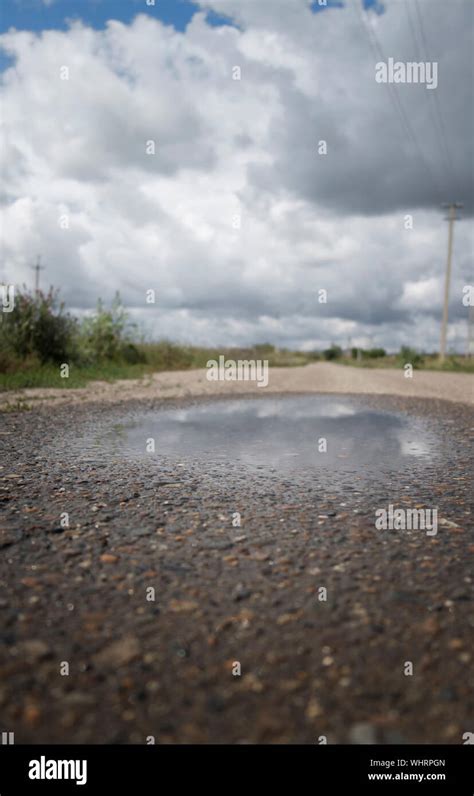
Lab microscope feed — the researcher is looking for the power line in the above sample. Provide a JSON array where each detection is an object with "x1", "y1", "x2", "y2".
[
  {"x1": 412, "y1": 0, "x2": 458, "y2": 188},
  {"x1": 403, "y1": 0, "x2": 450, "y2": 184},
  {"x1": 353, "y1": 0, "x2": 443, "y2": 201},
  {"x1": 353, "y1": 1, "x2": 415, "y2": 146}
]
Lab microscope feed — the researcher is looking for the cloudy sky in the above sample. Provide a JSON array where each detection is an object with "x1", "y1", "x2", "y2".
[{"x1": 0, "y1": 0, "x2": 472, "y2": 352}]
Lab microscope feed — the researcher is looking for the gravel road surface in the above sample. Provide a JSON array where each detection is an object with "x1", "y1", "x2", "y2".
[{"x1": 0, "y1": 373, "x2": 473, "y2": 744}]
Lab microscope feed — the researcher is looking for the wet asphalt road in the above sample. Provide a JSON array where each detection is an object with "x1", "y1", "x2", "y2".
[{"x1": 0, "y1": 393, "x2": 473, "y2": 744}]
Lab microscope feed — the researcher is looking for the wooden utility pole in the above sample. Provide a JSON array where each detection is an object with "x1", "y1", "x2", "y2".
[
  {"x1": 439, "y1": 203, "x2": 462, "y2": 362},
  {"x1": 468, "y1": 305, "x2": 474, "y2": 360},
  {"x1": 31, "y1": 255, "x2": 45, "y2": 293}
]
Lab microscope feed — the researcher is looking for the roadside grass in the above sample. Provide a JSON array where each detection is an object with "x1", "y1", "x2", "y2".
[
  {"x1": 1, "y1": 345, "x2": 473, "y2": 393},
  {"x1": 3, "y1": 288, "x2": 472, "y2": 392},
  {"x1": 0, "y1": 362, "x2": 154, "y2": 391},
  {"x1": 335, "y1": 354, "x2": 474, "y2": 373},
  {"x1": 0, "y1": 343, "x2": 320, "y2": 391},
  {"x1": 0, "y1": 399, "x2": 33, "y2": 412}
]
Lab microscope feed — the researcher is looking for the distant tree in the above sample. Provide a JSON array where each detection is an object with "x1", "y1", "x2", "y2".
[
  {"x1": 323, "y1": 344, "x2": 343, "y2": 361},
  {"x1": 364, "y1": 348, "x2": 386, "y2": 358}
]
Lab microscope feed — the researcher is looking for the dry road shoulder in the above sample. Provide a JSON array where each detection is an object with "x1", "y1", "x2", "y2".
[{"x1": 1, "y1": 362, "x2": 473, "y2": 410}]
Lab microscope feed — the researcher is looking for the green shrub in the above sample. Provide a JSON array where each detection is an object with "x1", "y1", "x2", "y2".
[
  {"x1": 78, "y1": 293, "x2": 140, "y2": 364},
  {"x1": 121, "y1": 342, "x2": 146, "y2": 365},
  {"x1": 0, "y1": 287, "x2": 77, "y2": 366},
  {"x1": 397, "y1": 346, "x2": 424, "y2": 368}
]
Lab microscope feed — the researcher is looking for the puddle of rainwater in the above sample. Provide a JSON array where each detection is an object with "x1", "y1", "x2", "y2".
[{"x1": 74, "y1": 396, "x2": 438, "y2": 476}]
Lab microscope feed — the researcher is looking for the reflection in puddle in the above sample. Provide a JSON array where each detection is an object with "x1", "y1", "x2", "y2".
[{"x1": 76, "y1": 397, "x2": 438, "y2": 477}]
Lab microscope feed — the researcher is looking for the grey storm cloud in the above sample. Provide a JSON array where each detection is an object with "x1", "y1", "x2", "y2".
[
  {"x1": 243, "y1": 1, "x2": 473, "y2": 216},
  {"x1": 0, "y1": 0, "x2": 472, "y2": 352}
]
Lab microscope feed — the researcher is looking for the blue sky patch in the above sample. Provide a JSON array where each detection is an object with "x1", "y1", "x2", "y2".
[
  {"x1": 0, "y1": 0, "x2": 240, "y2": 35},
  {"x1": 310, "y1": 0, "x2": 344, "y2": 13}
]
